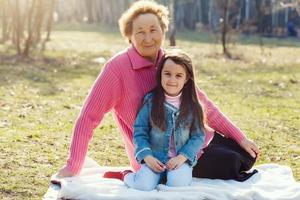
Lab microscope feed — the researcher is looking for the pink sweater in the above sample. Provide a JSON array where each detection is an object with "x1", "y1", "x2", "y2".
[{"x1": 66, "y1": 46, "x2": 245, "y2": 174}]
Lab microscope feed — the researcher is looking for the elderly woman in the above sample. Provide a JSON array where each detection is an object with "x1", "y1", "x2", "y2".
[{"x1": 53, "y1": 0, "x2": 259, "y2": 182}]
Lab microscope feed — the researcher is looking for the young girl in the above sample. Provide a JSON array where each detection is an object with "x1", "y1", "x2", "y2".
[{"x1": 122, "y1": 49, "x2": 206, "y2": 191}]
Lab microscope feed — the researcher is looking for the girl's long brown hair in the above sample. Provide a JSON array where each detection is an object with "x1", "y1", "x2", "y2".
[{"x1": 151, "y1": 49, "x2": 205, "y2": 132}]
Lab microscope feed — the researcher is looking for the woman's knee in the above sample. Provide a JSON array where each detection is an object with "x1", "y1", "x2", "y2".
[
  {"x1": 226, "y1": 148, "x2": 256, "y2": 171},
  {"x1": 241, "y1": 153, "x2": 256, "y2": 171}
]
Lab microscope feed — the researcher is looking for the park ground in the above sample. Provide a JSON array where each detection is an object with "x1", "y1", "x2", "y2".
[{"x1": 0, "y1": 24, "x2": 300, "y2": 199}]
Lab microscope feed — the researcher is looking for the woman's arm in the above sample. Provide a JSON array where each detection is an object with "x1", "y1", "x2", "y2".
[
  {"x1": 65, "y1": 62, "x2": 122, "y2": 175},
  {"x1": 196, "y1": 87, "x2": 260, "y2": 159},
  {"x1": 196, "y1": 87, "x2": 245, "y2": 144}
]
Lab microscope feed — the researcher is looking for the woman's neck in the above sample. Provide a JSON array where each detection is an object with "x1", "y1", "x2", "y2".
[{"x1": 145, "y1": 54, "x2": 157, "y2": 63}]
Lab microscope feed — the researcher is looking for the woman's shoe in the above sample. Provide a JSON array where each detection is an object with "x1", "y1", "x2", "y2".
[{"x1": 102, "y1": 170, "x2": 133, "y2": 181}]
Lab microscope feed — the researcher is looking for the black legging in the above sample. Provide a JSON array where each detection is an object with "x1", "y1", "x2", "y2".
[{"x1": 192, "y1": 132, "x2": 258, "y2": 182}]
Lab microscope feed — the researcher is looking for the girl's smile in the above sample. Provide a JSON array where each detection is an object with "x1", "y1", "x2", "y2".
[{"x1": 161, "y1": 59, "x2": 187, "y2": 96}]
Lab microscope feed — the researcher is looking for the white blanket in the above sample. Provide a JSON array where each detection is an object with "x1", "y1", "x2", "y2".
[{"x1": 45, "y1": 157, "x2": 300, "y2": 200}]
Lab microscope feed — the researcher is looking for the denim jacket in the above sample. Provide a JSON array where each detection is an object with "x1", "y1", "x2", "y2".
[{"x1": 134, "y1": 93, "x2": 205, "y2": 167}]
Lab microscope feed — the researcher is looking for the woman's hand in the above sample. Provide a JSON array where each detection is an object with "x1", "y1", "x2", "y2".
[
  {"x1": 166, "y1": 154, "x2": 187, "y2": 170},
  {"x1": 50, "y1": 166, "x2": 74, "y2": 184},
  {"x1": 240, "y1": 138, "x2": 260, "y2": 160},
  {"x1": 144, "y1": 155, "x2": 166, "y2": 173}
]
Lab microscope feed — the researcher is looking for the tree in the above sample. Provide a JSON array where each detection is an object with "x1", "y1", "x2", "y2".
[
  {"x1": 212, "y1": 0, "x2": 237, "y2": 58},
  {"x1": 220, "y1": 0, "x2": 231, "y2": 57},
  {"x1": 0, "y1": 0, "x2": 56, "y2": 57},
  {"x1": 45, "y1": 0, "x2": 57, "y2": 42},
  {"x1": 54, "y1": 0, "x2": 165, "y2": 30},
  {"x1": 168, "y1": 0, "x2": 176, "y2": 46},
  {"x1": 0, "y1": 0, "x2": 11, "y2": 43}
]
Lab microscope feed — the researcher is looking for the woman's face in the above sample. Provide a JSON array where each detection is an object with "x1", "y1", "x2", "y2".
[
  {"x1": 161, "y1": 59, "x2": 187, "y2": 97},
  {"x1": 130, "y1": 13, "x2": 164, "y2": 62}
]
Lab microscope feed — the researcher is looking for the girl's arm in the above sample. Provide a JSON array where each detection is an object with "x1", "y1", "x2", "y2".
[
  {"x1": 134, "y1": 102, "x2": 166, "y2": 172},
  {"x1": 196, "y1": 87, "x2": 246, "y2": 144},
  {"x1": 133, "y1": 99, "x2": 153, "y2": 164},
  {"x1": 177, "y1": 127, "x2": 205, "y2": 166}
]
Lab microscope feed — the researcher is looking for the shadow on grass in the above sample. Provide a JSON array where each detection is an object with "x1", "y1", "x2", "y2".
[{"x1": 0, "y1": 51, "x2": 108, "y2": 96}]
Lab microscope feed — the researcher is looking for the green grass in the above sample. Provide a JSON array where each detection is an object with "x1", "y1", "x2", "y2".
[{"x1": 0, "y1": 25, "x2": 299, "y2": 199}]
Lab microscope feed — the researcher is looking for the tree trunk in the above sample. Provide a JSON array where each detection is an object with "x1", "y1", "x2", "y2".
[
  {"x1": 85, "y1": 0, "x2": 92, "y2": 23},
  {"x1": 197, "y1": 0, "x2": 202, "y2": 23},
  {"x1": 1, "y1": 0, "x2": 8, "y2": 43},
  {"x1": 45, "y1": 0, "x2": 56, "y2": 41},
  {"x1": 222, "y1": 0, "x2": 231, "y2": 57},
  {"x1": 255, "y1": 0, "x2": 265, "y2": 53},
  {"x1": 208, "y1": 0, "x2": 213, "y2": 30},
  {"x1": 169, "y1": 0, "x2": 176, "y2": 46},
  {"x1": 284, "y1": 7, "x2": 289, "y2": 24},
  {"x1": 23, "y1": 0, "x2": 36, "y2": 57},
  {"x1": 245, "y1": 0, "x2": 250, "y2": 21},
  {"x1": 33, "y1": 0, "x2": 45, "y2": 44},
  {"x1": 255, "y1": 0, "x2": 263, "y2": 34},
  {"x1": 236, "y1": 0, "x2": 243, "y2": 29},
  {"x1": 296, "y1": 1, "x2": 300, "y2": 15},
  {"x1": 14, "y1": 0, "x2": 22, "y2": 55}
]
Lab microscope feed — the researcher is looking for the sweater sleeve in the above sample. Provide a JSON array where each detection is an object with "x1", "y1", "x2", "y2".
[
  {"x1": 66, "y1": 62, "x2": 122, "y2": 174},
  {"x1": 196, "y1": 87, "x2": 246, "y2": 144}
]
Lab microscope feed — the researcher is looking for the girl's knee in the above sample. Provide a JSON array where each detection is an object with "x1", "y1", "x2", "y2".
[
  {"x1": 166, "y1": 165, "x2": 192, "y2": 187},
  {"x1": 124, "y1": 168, "x2": 160, "y2": 191},
  {"x1": 166, "y1": 175, "x2": 192, "y2": 187},
  {"x1": 134, "y1": 181, "x2": 157, "y2": 191},
  {"x1": 125, "y1": 176, "x2": 158, "y2": 191}
]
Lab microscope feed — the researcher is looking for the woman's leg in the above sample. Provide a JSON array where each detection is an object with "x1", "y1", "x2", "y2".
[
  {"x1": 166, "y1": 163, "x2": 192, "y2": 187},
  {"x1": 193, "y1": 133, "x2": 257, "y2": 181},
  {"x1": 124, "y1": 164, "x2": 161, "y2": 191},
  {"x1": 210, "y1": 132, "x2": 257, "y2": 171}
]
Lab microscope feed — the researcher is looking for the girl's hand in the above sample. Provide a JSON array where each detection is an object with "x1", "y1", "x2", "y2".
[
  {"x1": 240, "y1": 138, "x2": 260, "y2": 160},
  {"x1": 166, "y1": 154, "x2": 187, "y2": 170},
  {"x1": 144, "y1": 155, "x2": 166, "y2": 173},
  {"x1": 51, "y1": 166, "x2": 74, "y2": 184}
]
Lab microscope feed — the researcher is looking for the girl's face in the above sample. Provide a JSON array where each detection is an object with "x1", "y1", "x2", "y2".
[
  {"x1": 130, "y1": 13, "x2": 164, "y2": 62},
  {"x1": 161, "y1": 59, "x2": 188, "y2": 96}
]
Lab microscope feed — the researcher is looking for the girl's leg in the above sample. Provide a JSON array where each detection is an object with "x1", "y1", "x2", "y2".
[
  {"x1": 193, "y1": 133, "x2": 257, "y2": 181},
  {"x1": 124, "y1": 164, "x2": 161, "y2": 191},
  {"x1": 166, "y1": 163, "x2": 192, "y2": 187}
]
